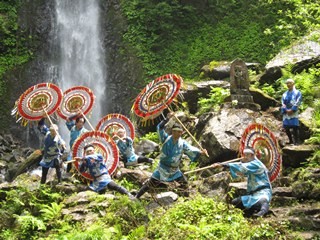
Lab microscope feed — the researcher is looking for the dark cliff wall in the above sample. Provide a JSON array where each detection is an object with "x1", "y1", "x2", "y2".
[
  {"x1": 101, "y1": 0, "x2": 145, "y2": 116},
  {"x1": 3, "y1": 1, "x2": 55, "y2": 147},
  {"x1": 3, "y1": 0, "x2": 145, "y2": 146}
]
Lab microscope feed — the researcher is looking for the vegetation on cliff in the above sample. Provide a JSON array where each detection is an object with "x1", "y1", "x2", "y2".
[{"x1": 120, "y1": 0, "x2": 319, "y2": 80}]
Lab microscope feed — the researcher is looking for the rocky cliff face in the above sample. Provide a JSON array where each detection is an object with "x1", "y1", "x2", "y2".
[
  {"x1": 3, "y1": 1, "x2": 56, "y2": 147},
  {"x1": 5, "y1": 0, "x2": 145, "y2": 146}
]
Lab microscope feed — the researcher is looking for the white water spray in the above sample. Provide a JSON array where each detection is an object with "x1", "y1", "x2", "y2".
[{"x1": 54, "y1": 0, "x2": 106, "y2": 144}]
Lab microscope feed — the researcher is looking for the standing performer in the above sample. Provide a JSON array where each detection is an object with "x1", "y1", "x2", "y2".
[
  {"x1": 113, "y1": 128, "x2": 153, "y2": 167},
  {"x1": 212, "y1": 146, "x2": 272, "y2": 217},
  {"x1": 65, "y1": 114, "x2": 88, "y2": 172},
  {"x1": 38, "y1": 118, "x2": 66, "y2": 184},
  {"x1": 78, "y1": 144, "x2": 135, "y2": 199},
  {"x1": 135, "y1": 113, "x2": 208, "y2": 198},
  {"x1": 281, "y1": 78, "x2": 302, "y2": 145}
]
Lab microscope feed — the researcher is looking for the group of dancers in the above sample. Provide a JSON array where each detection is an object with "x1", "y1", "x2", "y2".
[{"x1": 37, "y1": 110, "x2": 271, "y2": 218}]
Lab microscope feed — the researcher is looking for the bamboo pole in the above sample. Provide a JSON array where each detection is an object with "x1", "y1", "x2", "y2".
[
  {"x1": 165, "y1": 106, "x2": 209, "y2": 157},
  {"x1": 42, "y1": 106, "x2": 66, "y2": 149},
  {"x1": 184, "y1": 157, "x2": 243, "y2": 175},
  {"x1": 77, "y1": 108, "x2": 95, "y2": 131}
]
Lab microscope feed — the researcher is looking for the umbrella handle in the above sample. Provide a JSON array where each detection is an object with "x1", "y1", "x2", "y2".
[
  {"x1": 77, "y1": 108, "x2": 95, "y2": 131},
  {"x1": 166, "y1": 107, "x2": 209, "y2": 157},
  {"x1": 184, "y1": 157, "x2": 242, "y2": 175},
  {"x1": 42, "y1": 107, "x2": 65, "y2": 148}
]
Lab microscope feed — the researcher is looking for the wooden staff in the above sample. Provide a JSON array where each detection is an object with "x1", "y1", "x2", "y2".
[
  {"x1": 165, "y1": 105, "x2": 209, "y2": 157},
  {"x1": 42, "y1": 107, "x2": 61, "y2": 137},
  {"x1": 184, "y1": 157, "x2": 243, "y2": 175},
  {"x1": 42, "y1": 106, "x2": 66, "y2": 149},
  {"x1": 77, "y1": 108, "x2": 95, "y2": 131},
  {"x1": 66, "y1": 157, "x2": 82, "y2": 163}
]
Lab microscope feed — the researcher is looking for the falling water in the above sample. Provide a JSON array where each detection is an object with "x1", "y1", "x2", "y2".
[{"x1": 54, "y1": 0, "x2": 106, "y2": 144}]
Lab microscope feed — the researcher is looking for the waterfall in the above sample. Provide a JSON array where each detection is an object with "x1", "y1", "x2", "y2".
[{"x1": 53, "y1": 0, "x2": 106, "y2": 145}]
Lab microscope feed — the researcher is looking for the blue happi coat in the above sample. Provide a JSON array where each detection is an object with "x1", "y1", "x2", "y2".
[
  {"x1": 79, "y1": 153, "x2": 112, "y2": 192},
  {"x1": 115, "y1": 137, "x2": 138, "y2": 164},
  {"x1": 152, "y1": 122, "x2": 201, "y2": 181},
  {"x1": 227, "y1": 158, "x2": 272, "y2": 208},
  {"x1": 38, "y1": 124, "x2": 65, "y2": 169},
  {"x1": 66, "y1": 121, "x2": 88, "y2": 148},
  {"x1": 281, "y1": 87, "x2": 302, "y2": 127},
  {"x1": 66, "y1": 121, "x2": 88, "y2": 161}
]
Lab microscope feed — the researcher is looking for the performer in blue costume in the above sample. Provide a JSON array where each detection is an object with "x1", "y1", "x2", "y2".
[
  {"x1": 213, "y1": 146, "x2": 272, "y2": 217},
  {"x1": 65, "y1": 114, "x2": 88, "y2": 172},
  {"x1": 78, "y1": 144, "x2": 135, "y2": 199},
  {"x1": 135, "y1": 112, "x2": 208, "y2": 198},
  {"x1": 113, "y1": 128, "x2": 153, "y2": 167},
  {"x1": 38, "y1": 118, "x2": 66, "y2": 184},
  {"x1": 281, "y1": 78, "x2": 302, "y2": 145}
]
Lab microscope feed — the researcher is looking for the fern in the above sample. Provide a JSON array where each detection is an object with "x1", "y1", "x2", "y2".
[
  {"x1": 126, "y1": 225, "x2": 146, "y2": 240},
  {"x1": 139, "y1": 131, "x2": 159, "y2": 144},
  {"x1": 197, "y1": 87, "x2": 230, "y2": 115},
  {"x1": 14, "y1": 212, "x2": 46, "y2": 238},
  {"x1": 40, "y1": 202, "x2": 63, "y2": 221}
]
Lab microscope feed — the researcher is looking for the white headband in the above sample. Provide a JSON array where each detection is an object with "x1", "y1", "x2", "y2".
[
  {"x1": 243, "y1": 148, "x2": 254, "y2": 154},
  {"x1": 286, "y1": 78, "x2": 294, "y2": 84}
]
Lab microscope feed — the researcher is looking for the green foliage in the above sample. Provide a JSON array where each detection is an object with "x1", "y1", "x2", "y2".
[
  {"x1": 0, "y1": 186, "x2": 66, "y2": 239},
  {"x1": 147, "y1": 195, "x2": 277, "y2": 239},
  {"x1": 103, "y1": 196, "x2": 148, "y2": 236},
  {"x1": 14, "y1": 212, "x2": 46, "y2": 239},
  {"x1": 52, "y1": 221, "x2": 119, "y2": 240},
  {"x1": 117, "y1": 177, "x2": 138, "y2": 191},
  {"x1": 197, "y1": 87, "x2": 230, "y2": 115},
  {"x1": 139, "y1": 131, "x2": 160, "y2": 144},
  {"x1": 0, "y1": 1, "x2": 32, "y2": 95},
  {"x1": 306, "y1": 100, "x2": 320, "y2": 166},
  {"x1": 40, "y1": 202, "x2": 63, "y2": 224},
  {"x1": 120, "y1": 0, "x2": 320, "y2": 80},
  {"x1": 260, "y1": 83, "x2": 276, "y2": 96}
]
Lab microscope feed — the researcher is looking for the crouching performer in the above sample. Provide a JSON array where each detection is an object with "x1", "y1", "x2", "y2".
[
  {"x1": 78, "y1": 144, "x2": 135, "y2": 199},
  {"x1": 212, "y1": 146, "x2": 272, "y2": 217},
  {"x1": 135, "y1": 112, "x2": 207, "y2": 199},
  {"x1": 113, "y1": 128, "x2": 153, "y2": 167}
]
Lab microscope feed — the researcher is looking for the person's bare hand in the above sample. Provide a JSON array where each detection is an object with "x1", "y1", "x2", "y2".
[
  {"x1": 201, "y1": 149, "x2": 208, "y2": 156},
  {"x1": 211, "y1": 163, "x2": 222, "y2": 169},
  {"x1": 167, "y1": 112, "x2": 175, "y2": 119},
  {"x1": 286, "y1": 109, "x2": 294, "y2": 116}
]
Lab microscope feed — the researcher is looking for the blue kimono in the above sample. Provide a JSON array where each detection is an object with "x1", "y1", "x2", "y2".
[
  {"x1": 38, "y1": 123, "x2": 65, "y2": 169},
  {"x1": 66, "y1": 121, "x2": 88, "y2": 161},
  {"x1": 66, "y1": 121, "x2": 88, "y2": 148},
  {"x1": 79, "y1": 153, "x2": 112, "y2": 192},
  {"x1": 152, "y1": 122, "x2": 201, "y2": 182},
  {"x1": 115, "y1": 137, "x2": 138, "y2": 165},
  {"x1": 227, "y1": 158, "x2": 272, "y2": 209},
  {"x1": 281, "y1": 87, "x2": 302, "y2": 127}
]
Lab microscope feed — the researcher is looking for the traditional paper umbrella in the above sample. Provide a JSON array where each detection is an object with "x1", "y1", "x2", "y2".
[
  {"x1": 11, "y1": 83, "x2": 63, "y2": 126},
  {"x1": 185, "y1": 123, "x2": 282, "y2": 177},
  {"x1": 239, "y1": 123, "x2": 282, "y2": 182},
  {"x1": 133, "y1": 73, "x2": 208, "y2": 157},
  {"x1": 72, "y1": 131, "x2": 119, "y2": 181},
  {"x1": 132, "y1": 73, "x2": 183, "y2": 124},
  {"x1": 57, "y1": 86, "x2": 95, "y2": 129},
  {"x1": 96, "y1": 113, "x2": 135, "y2": 139}
]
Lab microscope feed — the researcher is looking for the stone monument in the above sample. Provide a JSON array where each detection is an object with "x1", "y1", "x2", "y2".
[{"x1": 229, "y1": 59, "x2": 260, "y2": 110}]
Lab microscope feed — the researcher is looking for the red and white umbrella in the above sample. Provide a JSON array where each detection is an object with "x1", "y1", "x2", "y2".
[
  {"x1": 12, "y1": 83, "x2": 63, "y2": 125},
  {"x1": 96, "y1": 113, "x2": 135, "y2": 139},
  {"x1": 239, "y1": 123, "x2": 282, "y2": 182},
  {"x1": 132, "y1": 74, "x2": 183, "y2": 124},
  {"x1": 57, "y1": 86, "x2": 95, "y2": 120},
  {"x1": 72, "y1": 131, "x2": 119, "y2": 181}
]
